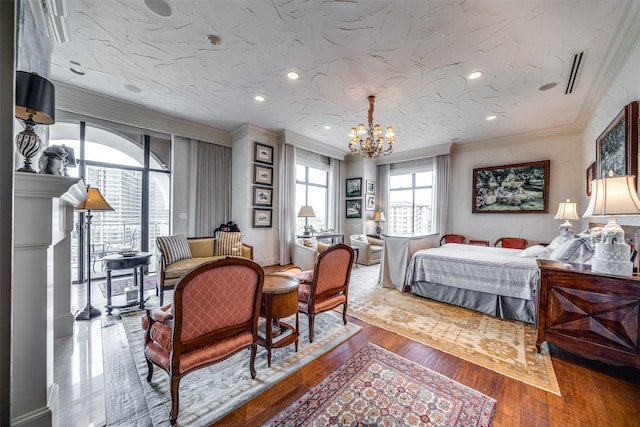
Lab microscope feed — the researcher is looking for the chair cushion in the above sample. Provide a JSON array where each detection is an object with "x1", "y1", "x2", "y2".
[
  {"x1": 371, "y1": 245, "x2": 383, "y2": 253},
  {"x1": 180, "y1": 331, "x2": 253, "y2": 374},
  {"x1": 164, "y1": 256, "x2": 227, "y2": 279},
  {"x1": 214, "y1": 232, "x2": 244, "y2": 256},
  {"x1": 188, "y1": 238, "x2": 215, "y2": 258},
  {"x1": 157, "y1": 234, "x2": 192, "y2": 264},
  {"x1": 297, "y1": 283, "x2": 312, "y2": 303}
]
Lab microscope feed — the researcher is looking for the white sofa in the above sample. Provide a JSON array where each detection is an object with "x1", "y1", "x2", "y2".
[{"x1": 349, "y1": 234, "x2": 383, "y2": 265}]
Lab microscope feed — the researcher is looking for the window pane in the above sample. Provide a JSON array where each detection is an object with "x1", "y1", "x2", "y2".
[
  {"x1": 150, "y1": 136, "x2": 171, "y2": 171},
  {"x1": 416, "y1": 171, "x2": 432, "y2": 187},
  {"x1": 296, "y1": 165, "x2": 306, "y2": 181},
  {"x1": 308, "y1": 167, "x2": 327, "y2": 186},
  {"x1": 414, "y1": 188, "x2": 433, "y2": 233},
  {"x1": 148, "y1": 171, "x2": 171, "y2": 273},
  {"x1": 85, "y1": 125, "x2": 143, "y2": 167},
  {"x1": 307, "y1": 186, "x2": 327, "y2": 231},
  {"x1": 390, "y1": 173, "x2": 412, "y2": 189},
  {"x1": 389, "y1": 189, "x2": 413, "y2": 235}
]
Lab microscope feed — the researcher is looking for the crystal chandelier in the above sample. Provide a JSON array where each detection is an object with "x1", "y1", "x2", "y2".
[{"x1": 348, "y1": 95, "x2": 395, "y2": 158}]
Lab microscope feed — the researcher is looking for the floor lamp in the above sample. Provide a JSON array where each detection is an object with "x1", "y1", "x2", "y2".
[{"x1": 75, "y1": 186, "x2": 114, "y2": 321}]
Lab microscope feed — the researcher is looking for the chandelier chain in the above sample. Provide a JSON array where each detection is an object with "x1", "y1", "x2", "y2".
[{"x1": 348, "y1": 95, "x2": 395, "y2": 159}]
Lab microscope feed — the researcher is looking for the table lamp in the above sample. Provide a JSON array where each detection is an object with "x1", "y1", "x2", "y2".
[
  {"x1": 75, "y1": 186, "x2": 115, "y2": 320},
  {"x1": 372, "y1": 211, "x2": 386, "y2": 238},
  {"x1": 297, "y1": 206, "x2": 316, "y2": 236},
  {"x1": 14, "y1": 71, "x2": 56, "y2": 173},
  {"x1": 554, "y1": 199, "x2": 579, "y2": 235},
  {"x1": 583, "y1": 172, "x2": 640, "y2": 275}
]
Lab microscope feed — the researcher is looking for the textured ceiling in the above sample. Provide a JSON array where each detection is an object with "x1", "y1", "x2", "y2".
[{"x1": 49, "y1": 1, "x2": 632, "y2": 154}]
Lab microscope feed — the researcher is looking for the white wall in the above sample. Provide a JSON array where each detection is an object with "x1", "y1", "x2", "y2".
[
  {"x1": 451, "y1": 131, "x2": 583, "y2": 244},
  {"x1": 581, "y1": 35, "x2": 640, "y2": 230},
  {"x1": 344, "y1": 155, "x2": 377, "y2": 239}
]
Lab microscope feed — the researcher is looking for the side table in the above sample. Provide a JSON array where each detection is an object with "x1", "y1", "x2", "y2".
[
  {"x1": 102, "y1": 252, "x2": 152, "y2": 315},
  {"x1": 258, "y1": 274, "x2": 300, "y2": 366}
]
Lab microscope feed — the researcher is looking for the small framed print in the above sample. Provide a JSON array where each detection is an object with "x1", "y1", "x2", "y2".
[
  {"x1": 365, "y1": 194, "x2": 375, "y2": 211},
  {"x1": 252, "y1": 208, "x2": 272, "y2": 228},
  {"x1": 346, "y1": 178, "x2": 362, "y2": 198},
  {"x1": 254, "y1": 164, "x2": 273, "y2": 186},
  {"x1": 253, "y1": 186, "x2": 272, "y2": 207},
  {"x1": 366, "y1": 180, "x2": 375, "y2": 194},
  {"x1": 346, "y1": 199, "x2": 362, "y2": 218},
  {"x1": 254, "y1": 142, "x2": 273, "y2": 165}
]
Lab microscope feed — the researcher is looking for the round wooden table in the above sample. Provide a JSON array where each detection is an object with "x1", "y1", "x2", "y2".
[
  {"x1": 258, "y1": 274, "x2": 300, "y2": 366},
  {"x1": 102, "y1": 252, "x2": 152, "y2": 314}
]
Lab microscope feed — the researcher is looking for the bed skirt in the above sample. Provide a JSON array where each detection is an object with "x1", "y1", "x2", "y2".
[{"x1": 410, "y1": 280, "x2": 536, "y2": 324}]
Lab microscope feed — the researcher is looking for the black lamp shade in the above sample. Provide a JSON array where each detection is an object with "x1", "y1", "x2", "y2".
[{"x1": 15, "y1": 71, "x2": 56, "y2": 125}]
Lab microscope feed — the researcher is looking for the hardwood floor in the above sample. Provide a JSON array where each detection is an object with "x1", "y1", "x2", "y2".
[{"x1": 215, "y1": 315, "x2": 640, "y2": 427}]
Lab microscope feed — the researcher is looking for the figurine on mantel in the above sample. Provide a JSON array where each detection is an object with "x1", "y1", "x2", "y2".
[{"x1": 38, "y1": 145, "x2": 68, "y2": 175}]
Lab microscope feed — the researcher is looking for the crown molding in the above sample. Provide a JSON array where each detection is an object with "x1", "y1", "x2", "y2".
[
  {"x1": 576, "y1": 1, "x2": 640, "y2": 127},
  {"x1": 281, "y1": 129, "x2": 346, "y2": 160},
  {"x1": 54, "y1": 82, "x2": 232, "y2": 146},
  {"x1": 374, "y1": 142, "x2": 453, "y2": 165}
]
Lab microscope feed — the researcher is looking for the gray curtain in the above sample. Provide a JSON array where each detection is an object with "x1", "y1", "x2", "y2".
[
  {"x1": 278, "y1": 143, "x2": 297, "y2": 265},
  {"x1": 377, "y1": 163, "x2": 390, "y2": 232},
  {"x1": 433, "y1": 154, "x2": 451, "y2": 234},
  {"x1": 188, "y1": 140, "x2": 232, "y2": 236},
  {"x1": 329, "y1": 157, "x2": 342, "y2": 232}
]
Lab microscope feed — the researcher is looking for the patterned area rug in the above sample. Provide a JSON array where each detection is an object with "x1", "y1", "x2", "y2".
[
  {"x1": 263, "y1": 343, "x2": 496, "y2": 427},
  {"x1": 97, "y1": 276, "x2": 156, "y2": 297},
  {"x1": 116, "y1": 310, "x2": 361, "y2": 426},
  {"x1": 346, "y1": 265, "x2": 560, "y2": 395}
]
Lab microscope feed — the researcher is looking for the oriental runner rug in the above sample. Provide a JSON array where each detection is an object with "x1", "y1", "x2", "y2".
[
  {"x1": 263, "y1": 343, "x2": 496, "y2": 427},
  {"x1": 345, "y1": 265, "x2": 560, "y2": 395},
  {"x1": 107, "y1": 310, "x2": 360, "y2": 427}
]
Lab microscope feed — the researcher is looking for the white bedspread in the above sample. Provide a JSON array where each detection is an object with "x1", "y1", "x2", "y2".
[{"x1": 406, "y1": 243, "x2": 539, "y2": 300}]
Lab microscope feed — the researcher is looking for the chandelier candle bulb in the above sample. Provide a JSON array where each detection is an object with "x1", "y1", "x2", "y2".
[{"x1": 349, "y1": 95, "x2": 395, "y2": 159}]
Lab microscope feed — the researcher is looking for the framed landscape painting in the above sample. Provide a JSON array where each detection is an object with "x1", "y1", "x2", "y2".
[
  {"x1": 472, "y1": 160, "x2": 550, "y2": 213},
  {"x1": 346, "y1": 178, "x2": 362, "y2": 198},
  {"x1": 596, "y1": 101, "x2": 638, "y2": 181},
  {"x1": 346, "y1": 199, "x2": 362, "y2": 218}
]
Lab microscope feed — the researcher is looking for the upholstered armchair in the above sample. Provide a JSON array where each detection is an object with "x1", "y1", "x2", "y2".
[
  {"x1": 142, "y1": 257, "x2": 264, "y2": 425},
  {"x1": 494, "y1": 237, "x2": 528, "y2": 249},
  {"x1": 290, "y1": 237, "x2": 330, "y2": 270},
  {"x1": 439, "y1": 234, "x2": 466, "y2": 245},
  {"x1": 349, "y1": 234, "x2": 383, "y2": 265},
  {"x1": 295, "y1": 244, "x2": 354, "y2": 343}
]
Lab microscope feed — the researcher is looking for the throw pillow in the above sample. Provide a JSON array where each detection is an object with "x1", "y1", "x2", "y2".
[
  {"x1": 156, "y1": 234, "x2": 192, "y2": 265},
  {"x1": 548, "y1": 237, "x2": 595, "y2": 264},
  {"x1": 518, "y1": 245, "x2": 551, "y2": 258},
  {"x1": 215, "y1": 231, "x2": 243, "y2": 256},
  {"x1": 547, "y1": 233, "x2": 573, "y2": 250},
  {"x1": 302, "y1": 237, "x2": 318, "y2": 250}
]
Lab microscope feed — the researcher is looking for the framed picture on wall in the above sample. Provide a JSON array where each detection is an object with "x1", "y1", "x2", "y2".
[
  {"x1": 253, "y1": 186, "x2": 272, "y2": 207},
  {"x1": 366, "y1": 180, "x2": 375, "y2": 194},
  {"x1": 472, "y1": 160, "x2": 550, "y2": 213},
  {"x1": 596, "y1": 101, "x2": 638, "y2": 182},
  {"x1": 254, "y1": 142, "x2": 273, "y2": 165},
  {"x1": 252, "y1": 208, "x2": 272, "y2": 228},
  {"x1": 346, "y1": 199, "x2": 362, "y2": 218},
  {"x1": 586, "y1": 161, "x2": 596, "y2": 196},
  {"x1": 254, "y1": 164, "x2": 273, "y2": 186},
  {"x1": 346, "y1": 178, "x2": 362, "y2": 197},
  {"x1": 365, "y1": 194, "x2": 375, "y2": 211}
]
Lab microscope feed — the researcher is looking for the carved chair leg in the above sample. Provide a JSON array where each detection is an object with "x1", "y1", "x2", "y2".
[
  {"x1": 159, "y1": 288, "x2": 164, "y2": 306},
  {"x1": 250, "y1": 343, "x2": 257, "y2": 379},
  {"x1": 169, "y1": 376, "x2": 181, "y2": 425},
  {"x1": 308, "y1": 313, "x2": 315, "y2": 343},
  {"x1": 145, "y1": 358, "x2": 154, "y2": 382},
  {"x1": 342, "y1": 303, "x2": 348, "y2": 325}
]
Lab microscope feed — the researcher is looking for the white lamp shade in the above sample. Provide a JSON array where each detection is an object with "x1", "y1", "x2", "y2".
[
  {"x1": 297, "y1": 205, "x2": 316, "y2": 218},
  {"x1": 583, "y1": 175, "x2": 640, "y2": 217},
  {"x1": 554, "y1": 199, "x2": 579, "y2": 220}
]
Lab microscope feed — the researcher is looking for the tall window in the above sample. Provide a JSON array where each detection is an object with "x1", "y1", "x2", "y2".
[
  {"x1": 295, "y1": 165, "x2": 328, "y2": 234},
  {"x1": 389, "y1": 170, "x2": 433, "y2": 235}
]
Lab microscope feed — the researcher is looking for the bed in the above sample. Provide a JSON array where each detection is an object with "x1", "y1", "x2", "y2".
[{"x1": 405, "y1": 243, "x2": 541, "y2": 323}]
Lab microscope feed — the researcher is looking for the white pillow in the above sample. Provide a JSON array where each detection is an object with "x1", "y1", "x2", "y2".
[
  {"x1": 518, "y1": 245, "x2": 551, "y2": 258},
  {"x1": 301, "y1": 237, "x2": 318, "y2": 250},
  {"x1": 547, "y1": 234, "x2": 573, "y2": 250},
  {"x1": 548, "y1": 237, "x2": 594, "y2": 264}
]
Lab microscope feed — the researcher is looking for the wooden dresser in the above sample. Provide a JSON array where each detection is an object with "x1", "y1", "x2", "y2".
[{"x1": 536, "y1": 259, "x2": 640, "y2": 368}]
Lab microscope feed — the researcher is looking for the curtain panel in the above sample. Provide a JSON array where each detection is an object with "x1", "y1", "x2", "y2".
[
  {"x1": 278, "y1": 143, "x2": 297, "y2": 265},
  {"x1": 433, "y1": 154, "x2": 451, "y2": 235}
]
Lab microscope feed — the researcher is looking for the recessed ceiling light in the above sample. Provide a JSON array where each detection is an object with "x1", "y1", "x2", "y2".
[
  {"x1": 206, "y1": 34, "x2": 222, "y2": 46},
  {"x1": 70, "y1": 67, "x2": 85, "y2": 76},
  {"x1": 287, "y1": 71, "x2": 300, "y2": 80},
  {"x1": 468, "y1": 71, "x2": 483, "y2": 80},
  {"x1": 254, "y1": 95, "x2": 265, "y2": 102},
  {"x1": 144, "y1": 0, "x2": 172, "y2": 17},
  {"x1": 125, "y1": 84, "x2": 141, "y2": 93},
  {"x1": 538, "y1": 82, "x2": 558, "y2": 91},
  {"x1": 485, "y1": 115, "x2": 497, "y2": 121},
  {"x1": 323, "y1": 125, "x2": 331, "y2": 130}
]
